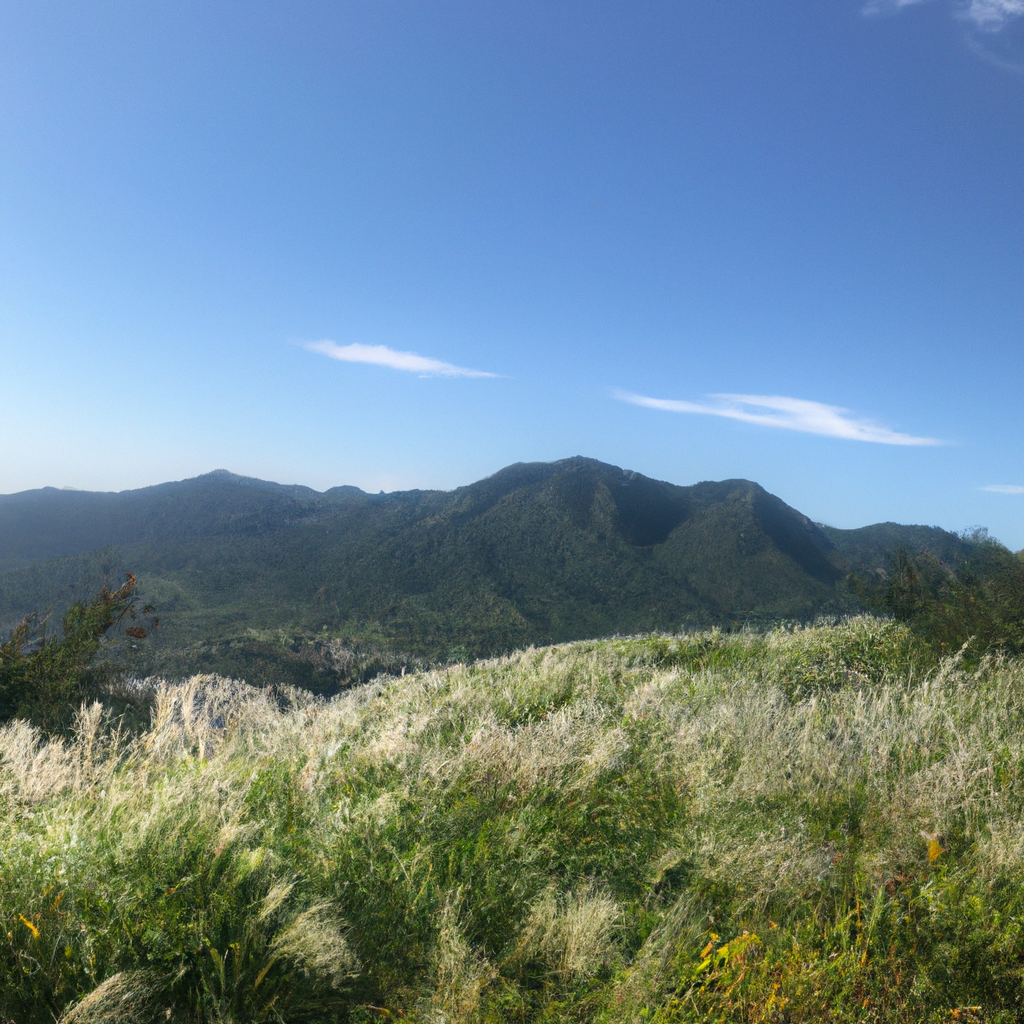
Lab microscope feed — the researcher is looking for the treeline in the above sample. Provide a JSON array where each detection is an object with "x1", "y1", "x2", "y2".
[
  {"x1": 4, "y1": 530, "x2": 1024, "y2": 734},
  {"x1": 851, "y1": 529, "x2": 1024, "y2": 659}
]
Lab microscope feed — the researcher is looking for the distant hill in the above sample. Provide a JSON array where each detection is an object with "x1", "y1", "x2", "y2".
[
  {"x1": 0, "y1": 469, "x2": 338, "y2": 573},
  {"x1": 820, "y1": 522, "x2": 975, "y2": 572},
  {"x1": 0, "y1": 458, "x2": 975, "y2": 687}
]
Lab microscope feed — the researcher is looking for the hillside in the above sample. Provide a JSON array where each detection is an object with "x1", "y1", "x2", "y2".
[
  {"x1": 5, "y1": 620, "x2": 1024, "y2": 1023},
  {"x1": 820, "y1": 521, "x2": 976, "y2": 572},
  {"x1": 0, "y1": 458, "x2": 970, "y2": 685}
]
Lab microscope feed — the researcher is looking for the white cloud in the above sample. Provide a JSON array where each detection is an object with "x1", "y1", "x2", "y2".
[
  {"x1": 614, "y1": 390, "x2": 942, "y2": 446},
  {"x1": 981, "y1": 484, "x2": 1024, "y2": 494},
  {"x1": 304, "y1": 340, "x2": 496, "y2": 378},
  {"x1": 862, "y1": 0, "x2": 930, "y2": 15},
  {"x1": 964, "y1": 0, "x2": 1024, "y2": 28},
  {"x1": 864, "y1": 0, "x2": 1024, "y2": 28}
]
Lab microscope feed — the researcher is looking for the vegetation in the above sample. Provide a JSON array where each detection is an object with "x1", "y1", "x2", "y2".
[
  {"x1": 6, "y1": 618, "x2": 1024, "y2": 1021},
  {"x1": 0, "y1": 574, "x2": 153, "y2": 732},
  {"x1": 851, "y1": 530, "x2": 1024, "y2": 660},
  {"x1": 0, "y1": 459, "x2": 879, "y2": 683}
]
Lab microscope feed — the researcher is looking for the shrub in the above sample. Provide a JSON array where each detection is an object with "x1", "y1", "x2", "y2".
[
  {"x1": 850, "y1": 535, "x2": 1024, "y2": 660},
  {"x1": 0, "y1": 574, "x2": 153, "y2": 731}
]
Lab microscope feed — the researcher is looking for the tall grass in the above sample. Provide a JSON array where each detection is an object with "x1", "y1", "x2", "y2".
[{"x1": 2, "y1": 618, "x2": 1024, "y2": 1021}]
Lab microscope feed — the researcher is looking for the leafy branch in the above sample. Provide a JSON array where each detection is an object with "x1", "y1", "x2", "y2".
[{"x1": 0, "y1": 573, "x2": 156, "y2": 730}]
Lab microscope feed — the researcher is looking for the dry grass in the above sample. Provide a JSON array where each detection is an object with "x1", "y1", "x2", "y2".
[{"x1": 2, "y1": 618, "x2": 1024, "y2": 1021}]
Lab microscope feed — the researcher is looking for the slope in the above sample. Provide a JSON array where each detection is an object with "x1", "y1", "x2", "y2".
[{"x1": 0, "y1": 457, "x2": 882, "y2": 683}]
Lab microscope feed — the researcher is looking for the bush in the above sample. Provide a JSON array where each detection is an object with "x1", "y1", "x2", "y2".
[
  {"x1": 0, "y1": 574, "x2": 152, "y2": 731},
  {"x1": 850, "y1": 534, "x2": 1024, "y2": 660}
]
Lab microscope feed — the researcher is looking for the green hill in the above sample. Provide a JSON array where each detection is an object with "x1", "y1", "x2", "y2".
[
  {"x1": 0, "y1": 458, "x2": 972, "y2": 685},
  {"x1": 820, "y1": 521, "x2": 975, "y2": 572},
  {"x1": 5, "y1": 620, "x2": 1024, "y2": 1022}
]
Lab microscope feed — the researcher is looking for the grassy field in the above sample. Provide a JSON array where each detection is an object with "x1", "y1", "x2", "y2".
[{"x1": 3, "y1": 618, "x2": 1024, "y2": 1022}]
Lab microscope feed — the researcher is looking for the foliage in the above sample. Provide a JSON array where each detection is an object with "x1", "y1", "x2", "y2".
[
  {"x1": 0, "y1": 574, "x2": 154, "y2": 731},
  {"x1": 5, "y1": 462, "x2": 1005, "y2": 688},
  {"x1": 5, "y1": 620, "x2": 1024, "y2": 1020},
  {"x1": 851, "y1": 531, "x2": 1024, "y2": 659},
  {"x1": 140, "y1": 629, "x2": 428, "y2": 696},
  {"x1": 0, "y1": 461, "x2": 859, "y2": 682}
]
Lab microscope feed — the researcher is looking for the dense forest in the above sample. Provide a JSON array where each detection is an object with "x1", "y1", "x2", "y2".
[{"x1": 5, "y1": 458, "x2": 1020, "y2": 693}]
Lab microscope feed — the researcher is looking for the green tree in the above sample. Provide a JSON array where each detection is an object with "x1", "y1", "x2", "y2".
[
  {"x1": 0, "y1": 573, "x2": 153, "y2": 730},
  {"x1": 851, "y1": 534, "x2": 1024, "y2": 659}
]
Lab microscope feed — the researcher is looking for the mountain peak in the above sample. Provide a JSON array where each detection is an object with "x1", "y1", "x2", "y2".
[{"x1": 0, "y1": 457, "x2": 972, "y2": 681}]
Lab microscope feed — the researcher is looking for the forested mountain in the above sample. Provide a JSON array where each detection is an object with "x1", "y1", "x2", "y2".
[{"x1": 0, "y1": 457, "x2": 974, "y2": 686}]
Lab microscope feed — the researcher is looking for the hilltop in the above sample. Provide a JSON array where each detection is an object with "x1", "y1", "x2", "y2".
[
  {"x1": 0, "y1": 457, "x2": 971, "y2": 685},
  {"x1": 5, "y1": 620, "x2": 1024, "y2": 1022}
]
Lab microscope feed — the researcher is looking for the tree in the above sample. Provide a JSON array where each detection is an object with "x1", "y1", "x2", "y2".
[
  {"x1": 851, "y1": 536, "x2": 1024, "y2": 660},
  {"x1": 0, "y1": 574, "x2": 154, "y2": 731}
]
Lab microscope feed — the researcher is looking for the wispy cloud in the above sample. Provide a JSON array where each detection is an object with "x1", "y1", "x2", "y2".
[
  {"x1": 964, "y1": 0, "x2": 1024, "y2": 29},
  {"x1": 981, "y1": 484, "x2": 1024, "y2": 494},
  {"x1": 862, "y1": 0, "x2": 930, "y2": 15},
  {"x1": 615, "y1": 390, "x2": 942, "y2": 446},
  {"x1": 304, "y1": 340, "x2": 496, "y2": 378},
  {"x1": 863, "y1": 0, "x2": 1024, "y2": 30}
]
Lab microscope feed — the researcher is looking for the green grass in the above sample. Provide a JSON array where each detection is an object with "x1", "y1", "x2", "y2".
[{"x1": 3, "y1": 618, "x2": 1024, "y2": 1021}]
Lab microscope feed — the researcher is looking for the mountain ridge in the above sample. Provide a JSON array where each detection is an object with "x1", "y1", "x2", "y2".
[{"x1": 0, "y1": 457, "x2": 974, "y2": 687}]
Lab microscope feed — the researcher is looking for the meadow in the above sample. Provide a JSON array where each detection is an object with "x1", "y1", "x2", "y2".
[{"x1": 3, "y1": 617, "x2": 1024, "y2": 1022}]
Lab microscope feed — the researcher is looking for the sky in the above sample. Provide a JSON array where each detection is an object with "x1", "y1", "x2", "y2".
[{"x1": 1, "y1": 0, "x2": 1023, "y2": 547}]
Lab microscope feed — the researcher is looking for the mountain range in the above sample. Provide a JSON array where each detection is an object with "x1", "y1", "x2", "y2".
[{"x1": 0, "y1": 457, "x2": 976, "y2": 687}]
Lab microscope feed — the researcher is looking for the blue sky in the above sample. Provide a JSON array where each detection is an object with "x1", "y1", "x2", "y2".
[{"x1": 2, "y1": 0, "x2": 1023, "y2": 547}]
